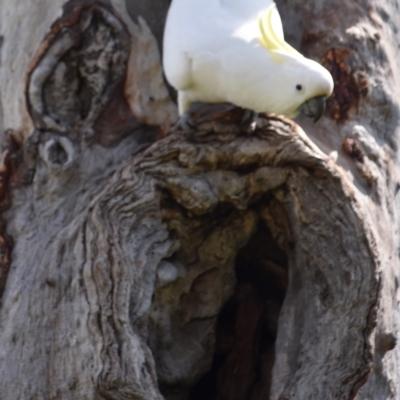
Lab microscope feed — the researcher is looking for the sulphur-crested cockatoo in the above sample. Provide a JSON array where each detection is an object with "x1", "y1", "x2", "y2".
[{"x1": 163, "y1": 0, "x2": 334, "y2": 122}]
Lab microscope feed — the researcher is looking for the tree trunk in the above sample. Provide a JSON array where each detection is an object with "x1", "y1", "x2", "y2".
[{"x1": 0, "y1": 0, "x2": 399, "y2": 399}]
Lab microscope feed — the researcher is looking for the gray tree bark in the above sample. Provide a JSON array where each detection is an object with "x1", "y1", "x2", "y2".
[{"x1": 0, "y1": 0, "x2": 399, "y2": 399}]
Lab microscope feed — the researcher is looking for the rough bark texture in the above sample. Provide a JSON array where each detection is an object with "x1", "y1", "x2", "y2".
[{"x1": 0, "y1": 0, "x2": 399, "y2": 400}]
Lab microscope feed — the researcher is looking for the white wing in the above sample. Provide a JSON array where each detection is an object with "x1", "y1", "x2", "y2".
[
  {"x1": 220, "y1": 0, "x2": 274, "y2": 20},
  {"x1": 163, "y1": 0, "x2": 275, "y2": 91}
]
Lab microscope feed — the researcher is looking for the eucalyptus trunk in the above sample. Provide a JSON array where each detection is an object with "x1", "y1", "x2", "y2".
[{"x1": 0, "y1": 1, "x2": 399, "y2": 399}]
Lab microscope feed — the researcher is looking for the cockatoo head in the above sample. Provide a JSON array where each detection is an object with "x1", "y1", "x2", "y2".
[
  {"x1": 258, "y1": 3, "x2": 334, "y2": 121},
  {"x1": 274, "y1": 54, "x2": 334, "y2": 121}
]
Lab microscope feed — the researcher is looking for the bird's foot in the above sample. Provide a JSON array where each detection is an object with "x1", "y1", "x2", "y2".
[
  {"x1": 171, "y1": 112, "x2": 195, "y2": 133},
  {"x1": 241, "y1": 110, "x2": 259, "y2": 134}
]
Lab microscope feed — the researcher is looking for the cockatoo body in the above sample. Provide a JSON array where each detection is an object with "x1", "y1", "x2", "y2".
[{"x1": 163, "y1": 0, "x2": 334, "y2": 122}]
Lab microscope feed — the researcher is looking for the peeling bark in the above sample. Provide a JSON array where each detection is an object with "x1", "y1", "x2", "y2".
[
  {"x1": 0, "y1": 114, "x2": 381, "y2": 399},
  {"x1": 0, "y1": 0, "x2": 399, "y2": 400}
]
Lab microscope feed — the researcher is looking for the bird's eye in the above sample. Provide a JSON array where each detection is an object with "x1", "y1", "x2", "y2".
[{"x1": 296, "y1": 84, "x2": 303, "y2": 91}]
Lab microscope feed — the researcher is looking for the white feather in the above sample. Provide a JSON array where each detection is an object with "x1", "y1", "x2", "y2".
[{"x1": 163, "y1": 0, "x2": 333, "y2": 117}]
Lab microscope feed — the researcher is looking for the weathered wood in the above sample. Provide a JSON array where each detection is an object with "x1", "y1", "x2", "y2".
[
  {"x1": 0, "y1": 0, "x2": 399, "y2": 399},
  {"x1": 0, "y1": 112, "x2": 380, "y2": 399}
]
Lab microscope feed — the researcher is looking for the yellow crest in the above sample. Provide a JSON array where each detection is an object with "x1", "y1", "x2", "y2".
[{"x1": 258, "y1": 3, "x2": 302, "y2": 63}]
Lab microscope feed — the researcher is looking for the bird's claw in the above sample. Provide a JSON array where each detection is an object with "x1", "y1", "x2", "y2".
[
  {"x1": 171, "y1": 113, "x2": 195, "y2": 133},
  {"x1": 242, "y1": 110, "x2": 259, "y2": 134}
]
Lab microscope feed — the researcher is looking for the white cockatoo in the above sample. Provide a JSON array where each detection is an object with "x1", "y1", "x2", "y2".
[{"x1": 163, "y1": 0, "x2": 334, "y2": 122}]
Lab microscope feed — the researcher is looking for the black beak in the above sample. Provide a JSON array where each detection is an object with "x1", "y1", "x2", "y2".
[{"x1": 298, "y1": 96, "x2": 326, "y2": 123}]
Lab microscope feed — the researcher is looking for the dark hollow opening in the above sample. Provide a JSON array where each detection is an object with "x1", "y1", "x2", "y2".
[
  {"x1": 188, "y1": 220, "x2": 288, "y2": 400},
  {"x1": 47, "y1": 141, "x2": 68, "y2": 165}
]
